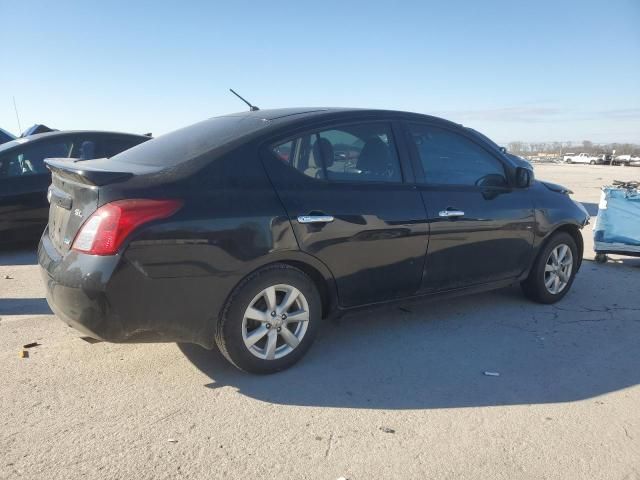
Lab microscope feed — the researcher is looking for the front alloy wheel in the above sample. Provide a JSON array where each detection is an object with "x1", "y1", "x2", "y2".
[
  {"x1": 521, "y1": 232, "x2": 579, "y2": 304},
  {"x1": 543, "y1": 244, "x2": 573, "y2": 294}
]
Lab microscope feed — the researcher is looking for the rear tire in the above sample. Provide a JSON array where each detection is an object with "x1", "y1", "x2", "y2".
[
  {"x1": 521, "y1": 232, "x2": 578, "y2": 304},
  {"x1": 215, "y1": 264, "x2": 321, "y2": 374}
]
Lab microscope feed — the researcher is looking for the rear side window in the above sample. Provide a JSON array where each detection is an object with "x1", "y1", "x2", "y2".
[
  {"x1": 408, "y1": 124, "x2": 506, "y2": 187},
  {"x1": 271, "y1": 123, "x2": 402, "y2": 183},
  {"x1": 0, "y1": 139, "x2": 72, "y2": 178}
]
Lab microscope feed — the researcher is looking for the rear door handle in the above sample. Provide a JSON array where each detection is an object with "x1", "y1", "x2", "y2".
[
  {"x1": 297, "y1": 215, "x2": 335, "y2": 224},
  {"x1": 438, "y1": 209, "x2": 465, "y2": 218}
]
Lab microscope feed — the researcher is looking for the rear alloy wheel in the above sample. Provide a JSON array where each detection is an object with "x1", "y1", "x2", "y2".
[
  {"x1": 216, "y1": 264, "x2": 321, "y2": 373},
  {"x1": 521, "y1": 232, "x2": 578, "y2": 304},
  {"x1": 241, "y1": 284, "x2": 310, "y2": 361}
]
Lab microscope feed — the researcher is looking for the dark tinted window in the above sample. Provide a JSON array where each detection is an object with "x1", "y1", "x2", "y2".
[
  {"x1": 0, "y1": 139, "x2": 72, "y2": 179},
  {"x1": 272, "y1": 123, "x2": 402, "y2": 183},
  {"x1": 408, "y1": 124, "x2": 506, "y2": 186}
]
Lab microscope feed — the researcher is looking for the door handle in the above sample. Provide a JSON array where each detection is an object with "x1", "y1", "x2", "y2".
[
  {"x1": 297, "y1": 215, "x2": 335, "y2": 224},
  {"x1": 438, "y1": 209, "x2": 465, "y2": 218}
]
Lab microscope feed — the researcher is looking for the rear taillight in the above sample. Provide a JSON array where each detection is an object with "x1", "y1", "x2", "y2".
[{"x1": 72, "y1": 199, "x2": 183, "y2": 255}]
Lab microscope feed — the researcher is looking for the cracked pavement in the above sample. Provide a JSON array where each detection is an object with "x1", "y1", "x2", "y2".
[{"x1": 1, "y1": 164, "x2": 639, "y2": 479}]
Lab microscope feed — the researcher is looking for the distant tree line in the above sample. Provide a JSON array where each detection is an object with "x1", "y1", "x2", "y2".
[{"x1": 507, "y1": 141, "x2": 640, "y2": 156}]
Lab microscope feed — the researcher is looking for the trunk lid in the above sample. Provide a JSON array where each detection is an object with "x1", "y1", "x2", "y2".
[{"x1": 45, "y1": 158, "x2": 135, "y2": 254}]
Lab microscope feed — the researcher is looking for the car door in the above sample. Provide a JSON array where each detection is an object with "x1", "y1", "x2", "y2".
[
  {"x1": 403, "y1": 122, "x2": 535, "y2": 293},
  {"x1": 0, "y1": 137, "x2": 72, "y2": 239},
  {"x1": 261, "y1": 120, "x2": 428, "y2": 307}
]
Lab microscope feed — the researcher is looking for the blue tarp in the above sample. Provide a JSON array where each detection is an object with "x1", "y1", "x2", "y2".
[{"x1": 593, "y1": 186, "x2": 640, "y2": 253}]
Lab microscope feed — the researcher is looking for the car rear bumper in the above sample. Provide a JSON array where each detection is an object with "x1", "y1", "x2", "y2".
[
  {"x1": 39, "y1": 230, "x2": 121, "y2": 340},
  {"x1": 38, "y1": 229, "x2": 221, "y2": 348}
]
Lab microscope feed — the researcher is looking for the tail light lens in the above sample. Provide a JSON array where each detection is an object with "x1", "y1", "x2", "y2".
[{"x1": 72, "y1": 199, "x2": 183, "y2": 255}]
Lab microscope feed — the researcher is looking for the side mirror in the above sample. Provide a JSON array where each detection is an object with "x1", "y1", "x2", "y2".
[{"x1": 515, "y1": 167, "x2": 534, "y2": 188}]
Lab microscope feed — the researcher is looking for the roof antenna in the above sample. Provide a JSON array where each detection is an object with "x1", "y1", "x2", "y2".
[
  {"x1": 12, "y1": 96, "x2": 22, "y2": 133},
  {"x1": 229, "y1": 88, "x2": 259, "y2": 111}
]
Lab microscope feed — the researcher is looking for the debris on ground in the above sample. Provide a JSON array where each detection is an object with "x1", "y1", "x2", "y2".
[
  {"x1": 4, "y1": 275, "x2": 13, "y2": 279},
  {"x1": 19, "y1": 350, "x2": 29, "y2": 358},
  {"x1": 22, "y1": 342, "x2": 40, "y2": 349},
  {"x1": 167, "y1": 438, "x2": 178, "y2": 443},
  {"x1": 483, "y1": 371, "x2": 500, "y2": 377},
  {"x1": 379, "y1": 426, "x2": 396, "y2": 434},
  {"x1": 80, "y1": 337, "x2": 102, "y2": 344}
]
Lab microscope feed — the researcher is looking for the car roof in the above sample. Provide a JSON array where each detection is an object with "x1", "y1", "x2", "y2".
[
  {"x1": 222, "y1": 107, "x2": 461, "y2": 126},
  {"x1": 0, "y1": 130, "x2": 150, "y2": 153}
]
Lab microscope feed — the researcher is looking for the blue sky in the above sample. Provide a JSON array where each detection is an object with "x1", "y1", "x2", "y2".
[{"x1": 1, "y1": 0, "x2": 638, "y2": 143}]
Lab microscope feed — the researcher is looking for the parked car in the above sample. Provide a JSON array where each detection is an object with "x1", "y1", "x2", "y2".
[
  {"x1": 593, "y1": 154, "x2": 610, "y2": 165},
  {"x1": 39, "y1": 108, "x2": 589, "y2": 373},
  {"x1": 563, "y1": 152, "x2": 599, "y2": 164},
  {"x1": 0, "y1": 127, "x2": 15, "y2": 145},
  {"x1": 0, "y1": 130, "x2": 151, "y2": 243},
  {"x1": 630, "y1": 156, "x2": 640, "y2": 167},
  {"x1": 21, "y1": 124, "x2": 56, "y2": 137},
  {"x1": 613, "y1": 154, "x2": 633, "y2": 166}
]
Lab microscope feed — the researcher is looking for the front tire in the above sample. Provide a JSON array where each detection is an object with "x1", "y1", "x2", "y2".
[
  {"x1": 521, "y1": 232, "x2": 578, "y2": 304},
  {"x1": 215, "y1": 264, "x2": 321, "y2": 374}
]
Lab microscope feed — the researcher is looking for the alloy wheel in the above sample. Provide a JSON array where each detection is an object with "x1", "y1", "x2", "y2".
[
  {"x1": 241, "y1": 284, "x2": 310, "y2": 360},
  {"x1": 544, "y1": 244, "x2": 573, "y2": 294}
]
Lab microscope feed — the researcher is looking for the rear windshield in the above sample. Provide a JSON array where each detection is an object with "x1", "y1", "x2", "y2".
[{"x1": 116, "y1": 115, "x2": 269, "y2": 167}]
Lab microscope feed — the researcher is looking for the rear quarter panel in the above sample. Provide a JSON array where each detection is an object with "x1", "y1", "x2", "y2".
[{"x1": 102, "y1": 143, "x2": 337, "y2": 347}]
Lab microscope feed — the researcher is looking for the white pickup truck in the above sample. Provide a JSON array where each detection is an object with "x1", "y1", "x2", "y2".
[{"x1": 563, "y1": 152, "x2": 599, "y2": 164}]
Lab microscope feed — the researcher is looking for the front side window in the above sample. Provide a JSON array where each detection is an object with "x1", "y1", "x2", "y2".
[
  {"x1": 271, "y1": 123, "x2": 402, "y2": 183},
  {"x1": 408, "y1": 124, "x2": 507, "y2": 187},
  {"x1": 0, "y1": 140, "x2": 72, "y2": 179}
]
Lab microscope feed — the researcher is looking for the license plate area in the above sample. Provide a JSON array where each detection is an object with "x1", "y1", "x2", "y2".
[{"x1": 49, "y1": 203, "x2": 71, "y2": 252}]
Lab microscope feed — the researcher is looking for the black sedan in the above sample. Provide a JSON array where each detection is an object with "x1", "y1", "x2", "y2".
[
  {"x1": 38, "y1": 108, "x2": 590, "y2": 373},
  {"x1": 0, "y1": 130, "x2": 150, "y2": 243}
]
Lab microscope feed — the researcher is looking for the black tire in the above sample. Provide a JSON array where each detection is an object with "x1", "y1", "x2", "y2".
[
  {"x1": 595, "y1": 253, "x2": 608, "y2": 264},
  {"x1": 215, "y1": 263, "x2": 321, "y2": 374},
  {"x1": 589, "y1": 160, "x2": 595, "y2": 165},
  {"x1": 521, "y1": 232, "x2": 579, "y2": 304}
]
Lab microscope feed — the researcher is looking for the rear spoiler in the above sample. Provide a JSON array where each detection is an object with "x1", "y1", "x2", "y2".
[{"x1": 45, "y1": 158, "x2": 133, "y2": 186}]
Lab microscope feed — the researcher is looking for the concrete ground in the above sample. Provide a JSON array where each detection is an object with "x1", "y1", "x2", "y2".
[{"x1": 1, "y1": 164, "x2": 639, "y2": 480}]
